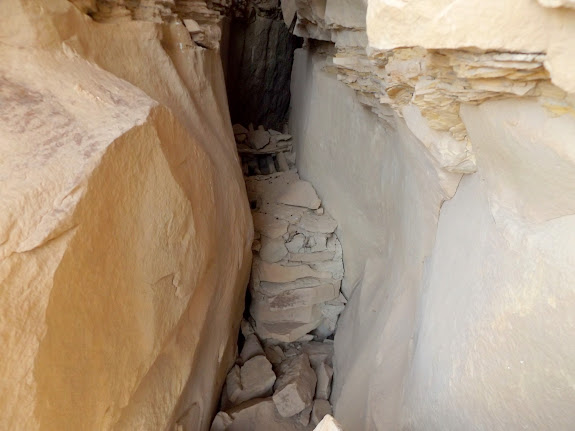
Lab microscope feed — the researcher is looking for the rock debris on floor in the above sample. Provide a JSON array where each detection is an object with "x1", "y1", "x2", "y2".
[{"x1": 210, "y1": 124, "x2": 346, "y2": 430}]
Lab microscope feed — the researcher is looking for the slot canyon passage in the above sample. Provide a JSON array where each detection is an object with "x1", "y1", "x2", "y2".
[{"x1": 2, "y1": 0, "x2": 575, "y2": 430}]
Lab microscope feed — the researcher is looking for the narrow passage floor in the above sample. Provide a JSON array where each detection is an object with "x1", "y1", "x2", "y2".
[{"x1": 210, "y1": 123, "x2": 347, "y2": 430}]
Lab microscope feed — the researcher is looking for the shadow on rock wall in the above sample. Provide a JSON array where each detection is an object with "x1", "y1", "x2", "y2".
[{"x1": 226, "y1": 8, "x2": 302, "y2": 130}]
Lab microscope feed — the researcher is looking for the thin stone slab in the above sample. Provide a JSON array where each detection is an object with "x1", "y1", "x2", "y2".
[
  {"x1": 241, "y1": 318, "x2": 255, "y2": 337},
  {"x1": 289, "y1": 251, "x2": 336, "y2": 263},
  {"x1": 256, "y1": 320, "x2": 323, "y2": 343},
  {"x1": 237, "y1": 141, "x2": 292, "y2": 155},
  {"x1": 256, "y1": 260, "x2": 332, "y2": 283},
  {"x1": 295, "y1": 213, "x2": 338, "y2": 234},
  {"x1": 257, "y1": 203, "x2": 307, "y2": 224},
  {"x1": 268, "y1": 284, "x2": 339, "y2": 311},
  {"x1": 273, "y1": 353, "x2": 317, "y2": 417},
  {"x1": 277, "y1": 180, "x2": 321, "y2": 209},
  {"x1": 251, "y1": 297, "x2": 322, "y2": 324},
  {"x1": 256, "y1": 278, "x2": 341, "y2": 297},
  {"x1": 310, "y1": 260, "x2": 344, "y2": 280},
  {"x1": 275, "y1": 133, "x2": 292, "y2": 141}
]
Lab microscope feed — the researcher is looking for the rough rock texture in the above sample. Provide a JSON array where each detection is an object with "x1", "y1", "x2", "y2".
[
  {"x1": 221, "y1": 398, "x2": 309, "y2": 431},
  {"x1": 273, "y1": 353, "x2": 317, "y2": 417},
  {"x1": 226, "y1": 356, "x2": 276, "y2": 405},
  {"x1": 225, "y1": 2, "x2": 302, "y2": 129},
  {"x1": 286, "y1": 0, "x2": 575, "y2": 430},
  {"x1": 0, "y1": 1, "x2": 252, "y2": 430},
  {"x1": 246, "y1": 169, "x2": 345, "y2": 342}
]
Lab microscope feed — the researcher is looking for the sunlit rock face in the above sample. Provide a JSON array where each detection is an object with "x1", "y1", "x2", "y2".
[
  {"x1": 286, "y1": 0, "x2": 575, "y2": 430},
  {"x1": 0, "y1": 1, "x2": 252, "y2": 430}
]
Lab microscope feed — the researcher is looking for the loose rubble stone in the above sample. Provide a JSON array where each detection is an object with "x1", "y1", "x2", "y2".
[
  {"x1": 241, "y1": 318, "x2": 256, "y2": 338},
  {"x1": 240, "y1": 333, "x2": 265, "y2": 364},
  {"x1": 260, "y1": 236, "x2": 289, "y2": 263},
  {"x1": 275, "y1": 133, "x2": 292, "y2": 141},
  {"x1": 297, "y1": 404, "x2": 313, "y2": 427},
  {"x1": 289, "y1": 251, "x2": 336, "y2": 263},
  {"x1": 310, "y1": 260, "x2": 344, "y2": 280},
  {"x1": 224, "y1": 398, "x2": 304, "y2": 431},
  {"x1": 249, "y1": 129, "x2": 271, "y2": 150},
  {"x1": 264, "y1": 345, "x2": 286, "y2": 365},
  {"x1": 276, "y1": 151, "x2": 290, "y2": 172},
  {"x1": 252, "y1": 213, "x2": 289, "y2": 238},
  {"x1": 257, "y1": 260, "x2": 333, "y2": 283},
  {"x1": 286, "y1": 234, "x2": 306, "y2": 253},
  {"x1": 269, "y1": 284, "x2": 339, "y2": 311},
  {"x1": 314, "y1": 362, "x2": 333, "y2": 400},
  {"x1": 251, "y1": 299, "x2": 322, "y2": 324},
  {"x1": 257, "y1": 278, "x2": 340, "y2": 297},
  {"x1": 273, "y1": 354, "x2": 317, "y2": 417},
  {"x1": 311, "y1": 400, "x2": 333, "y2": 427},
  {"x1": 227, "y1": 356, "x2": 276, "y2": 406},
  {"x1": 233, "y1": 123, "x2": 249, "y2": 135},
  {"x1": 256, "y1": 320, "x2": 325, "y2": 343}
]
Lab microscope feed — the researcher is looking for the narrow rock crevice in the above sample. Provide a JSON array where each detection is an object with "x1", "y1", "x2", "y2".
[{"x1": 210, "y1": 122, "x2": 345, "y2": 430}]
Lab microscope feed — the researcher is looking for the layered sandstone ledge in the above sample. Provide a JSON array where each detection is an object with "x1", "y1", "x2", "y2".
[{"x1": 0, "y1": 1, "x2": 252, "y2": 430}]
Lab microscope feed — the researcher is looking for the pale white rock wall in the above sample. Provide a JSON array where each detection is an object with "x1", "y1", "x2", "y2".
[
  {"x1": 367, "y1": 0, "x2": 575, "y2": 94},
  {"x1": 0, "y1": 1, "x2": 252, "y2": 430},
  {"x1": 289, "y1": 44, "x2": 575, "y2": 431}
]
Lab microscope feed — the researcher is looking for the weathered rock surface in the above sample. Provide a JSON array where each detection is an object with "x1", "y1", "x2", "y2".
[
  {"x1": 0, "y1": 1, "x2": 252, "y2": 430},
  {"x1": 273, "y1": 354, "x2": 317, "y2": 417},
  {"x1": 314, "y1": 362, "x2": 333, "y2": 400},
  {"x1": 220, "y1": 398, "x2": 308, "y2": 431},
  {"x1": 226, "y1": 356, "x2": 276, "y2": 406},
  {"x1": 240, "y1": 158, "x2": 345, "y2": 342},
  {"x1": 239, "y1": 333, "x2": 266, "y2": 364}
]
